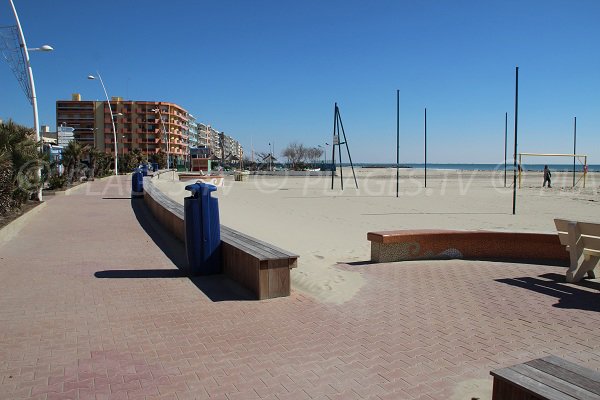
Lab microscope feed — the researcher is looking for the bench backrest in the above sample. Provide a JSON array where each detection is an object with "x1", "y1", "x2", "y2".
[{"x1": 554, "y1": 218, "x2": 600, "y2": 250}]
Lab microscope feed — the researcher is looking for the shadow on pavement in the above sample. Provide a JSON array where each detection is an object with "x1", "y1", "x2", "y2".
[
  {"x1": 95, "y1": 269, "x2": 184, "y2": 278},
  {"x1": 496, "y1": 272, "x2": 600, "y2": 312},
  {"x1": 94, "y1": 198, "x2": 253, "y2": 302}
]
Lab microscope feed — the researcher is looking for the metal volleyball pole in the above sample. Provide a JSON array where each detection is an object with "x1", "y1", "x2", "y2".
[
  {"x1": 331, "y1": 103, "x2": 337, "y2": 190},
  {"x1": 512, "y1": 67, "x2": 519, "y2": 215},
  {"x1": 573, "y1": 116, "x2": 576, "y2": 188},
  {"x1": 504, "y1": 112, "x2": 507, "y2": 187},
  {"x1": 396, "y1": 90, "x2": 399, "y2": 197},
  {"x1": 424, "y1": 107, "x2": 427, "y2": 188}
]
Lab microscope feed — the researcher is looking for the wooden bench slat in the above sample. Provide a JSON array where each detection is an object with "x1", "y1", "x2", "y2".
[
  {"x1": 555, "y1": 219, "x2": 600, "y2": 240},
  {"x1": 144, "y1": 181, "x2": 184, "y2": 219},
  {"x1": 221, "y1": 230, "x2": 282, "y2": 258},
  {"x1": 221, "y1": 230, "x2": 279, "y2": 259},
  {"x1": 222, "y1": 225, "x2": 297, "y2": 257},
  {"x1": 581, "y1": 235, "x2": 600, "y2": 251},
  {"x1": 221, "y1": 234, "x2": 283, "y2": 261},
  {"x1": 577, "y1": 222, "x2": 600, "y2": 237},
  {"x1": 491, "y1": 367, "x2": 577, "y2": 400},
  {"x1": 511, "y1": 363, "x2": 599, "y2": 400},
  {"x1": 221, "y1": 226, "x2": 282, "y2": 255},
  {"x1": 221, "y1": 225, "x2": 298, "y2": 259},
  {"x1": 539, "y1": 356, "x2": 600, "y2": 394}
]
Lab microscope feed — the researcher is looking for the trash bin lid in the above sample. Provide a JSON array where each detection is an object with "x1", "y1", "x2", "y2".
[{"x1": 185, "y1": 182, "x2": 217, "y2": 196}]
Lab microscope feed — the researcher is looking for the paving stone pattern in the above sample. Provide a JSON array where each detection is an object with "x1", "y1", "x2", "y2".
[{"x1": 1, "y1": 176, "x2": 600, "y2": 399}]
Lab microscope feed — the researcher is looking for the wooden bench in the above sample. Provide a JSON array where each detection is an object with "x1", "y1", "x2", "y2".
[
  {"x1": 554, "y1": 219, "x2": 600, "y2": 283},
  {"x1": 490, "y1": 355, "x2": 600, "y2": 399},
  {"x1": 143, "y1": 177, "x2": 298, "y2": 299},
  {"x1": 220, "y1": 225, "x2": 298, "y2": 300},
  {"x1": 367, "y1": 230, "x2": 569, "y2": 263}
]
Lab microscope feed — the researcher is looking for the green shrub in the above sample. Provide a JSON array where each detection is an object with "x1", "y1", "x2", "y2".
[
  {"x1": 47, "y1": 173, "x2": 68, "y2": 190},
  {"x1": 0, "y1": 120, "x2": 42, "y2": 211}
]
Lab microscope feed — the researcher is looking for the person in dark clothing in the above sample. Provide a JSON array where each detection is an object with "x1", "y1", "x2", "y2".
[{"x1": 543, "y1": 165, "x2": 552, "y2": 188}]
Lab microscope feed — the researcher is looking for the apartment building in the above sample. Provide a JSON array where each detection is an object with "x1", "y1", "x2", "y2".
[
  {"x1": 197, "y1": 123, "x2": 210, "y2": 148},
  {"x1": 224, "y1": 135, "x2": 243, "y2": 160},
  {"x1": 188, "y1": 114, "x2": 198, "y2": 149},
  {"x1": 56, "y1": 94, "x2": 244, "y2": 165},
  {"x1": 56, "y1": 95, "x2": 189, "y2": 161},
  {"x1": 208, "y1": 127, "x2": 222, "y2": 158}
]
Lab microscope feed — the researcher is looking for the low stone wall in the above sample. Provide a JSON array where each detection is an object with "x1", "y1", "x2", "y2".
[{"x1": 368, "y1": 230, "x2": 569, "y2": 264}]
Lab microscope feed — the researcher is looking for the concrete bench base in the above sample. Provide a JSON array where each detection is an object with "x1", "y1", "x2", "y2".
[{"x1": 368, "y1": 230, "x2": 569, "y2": 264}]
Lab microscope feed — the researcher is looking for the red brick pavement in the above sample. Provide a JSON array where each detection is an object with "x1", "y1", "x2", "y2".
[{"x1": 1, "y1": 176, "x2": 600, "y2": 399}]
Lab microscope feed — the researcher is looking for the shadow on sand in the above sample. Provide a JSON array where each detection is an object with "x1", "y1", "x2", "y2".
[
  {"x1": 496, "y1": 272, "x2": 600, "y2": 312},
  {"x1": 93, "y1": 198, "x2": 254, "y2": 302}
]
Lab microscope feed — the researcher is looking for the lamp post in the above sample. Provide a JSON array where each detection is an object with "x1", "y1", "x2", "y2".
[
  {"x1": 8, "y1": 0, "x2": 53, "y2": 201},
  {"x1": 268, "y1": 142, "x2": 272, "y2": 171},
  {"x1": 152, "y1": 108, "x2": 170, "y2": 169},
  {"x1": 88, "y1": 73, "x2": 119, "y2": 175},
  {"x1": 318, "y1": 144, "x2": 324, "y2": 165}
]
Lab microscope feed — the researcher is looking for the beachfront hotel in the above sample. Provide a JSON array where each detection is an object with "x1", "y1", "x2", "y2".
[
  {"x1": 56, "y1": 95, "x2": 243, "y2": 164},
  {"x1": 56, "y1": 95, "x2": 189, "y2": 161}
]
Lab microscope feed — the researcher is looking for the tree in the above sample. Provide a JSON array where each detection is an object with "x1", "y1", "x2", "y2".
[
  {"x1": 149, "y1": 150, "x2": 167, "y2": 169},
  {"x1": 131, "y1": 148, "x2": 145, "y2": 166},
  {"x1": 0, "y1": 120, "x2": 43, "y2": 214},
  {"x1": 0, "y1": 151, "x2": 13, "y2": 215},
  {"x1": 62, "y1": 141, "x2": 88, "y2": 184},
  {"x1": 281, "y1": 142, "x2": 306, "y2": 169},
  {"x1": 306, "y1": 147, "x2": 323, "y2": 166},
  {"x1": 93, "y1": 151, "x2": 113, "y2": 178},
  {"x1": 242, "y1": 155, "x2": 257, "y2": 171},
  {"x1": 87, "y1": 147, "x2": 103, "y2": 180}
]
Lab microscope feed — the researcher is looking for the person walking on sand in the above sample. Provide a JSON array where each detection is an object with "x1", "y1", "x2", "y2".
[{"x1": 543, "y1": 165, "x2": 552, "y2": 188}]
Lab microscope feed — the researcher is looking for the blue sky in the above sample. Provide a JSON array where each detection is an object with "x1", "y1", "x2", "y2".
[{"x1": 1, "y1": 0, "x2": 599, "y2": 163}]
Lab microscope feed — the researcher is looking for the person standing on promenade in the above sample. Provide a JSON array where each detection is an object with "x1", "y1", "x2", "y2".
[{"x1": 543, "y1": 165, "x2": 552, "y2": 188}]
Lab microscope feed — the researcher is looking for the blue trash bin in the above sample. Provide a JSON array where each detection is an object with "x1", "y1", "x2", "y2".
[
  {"x1": 184, "y1": 182, "x2": 221, "y2": 275},
  {"x1": 131, "y1": 168, "x2": 144, "y2": 197},
  {"x1": 140, "y1": 164, "x2": 149, "y2": 176}
]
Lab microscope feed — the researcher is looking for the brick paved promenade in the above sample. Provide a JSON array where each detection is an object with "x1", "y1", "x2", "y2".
[{"x1": 1, "y1": 176, "x2": 600, "y2": 399}]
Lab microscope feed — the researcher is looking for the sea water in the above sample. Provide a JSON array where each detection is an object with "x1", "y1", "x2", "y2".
[{"x1": 353, "y1": 163, "x2": 599, "y2": 172}]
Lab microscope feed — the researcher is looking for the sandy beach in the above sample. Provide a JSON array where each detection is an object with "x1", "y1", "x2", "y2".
[{"x1": 152, "y1": 168, "x2": 599, "y2": 305}]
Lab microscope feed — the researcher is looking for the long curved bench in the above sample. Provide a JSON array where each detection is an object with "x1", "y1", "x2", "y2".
[
  {"x1": 142, "y1": 176, "x2": 297, "y2": 299},
  {"x1": 368, "y1": 229, "x2": 569, "y2": 264}
]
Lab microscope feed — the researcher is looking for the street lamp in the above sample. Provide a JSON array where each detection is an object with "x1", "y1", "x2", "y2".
[
  {"x1": 88, "y1": 73, "x2": 119, "y2": 175},
  {"x1": 151, "y1": 108, "x2": 170, "y2": 169},
  {"x1": 6, "y1": 0, "x2": 54, "y2": 201},
  {"x1": 268, "y1": 142, "x2": 272, "y2": 171}
]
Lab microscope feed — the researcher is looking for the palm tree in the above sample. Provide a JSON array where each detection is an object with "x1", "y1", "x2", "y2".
[
  {"x1": 0, "y1": 150, "x2": 13, "y2": 215},
  {"x1": 87, "y1": 147, "x2": 102, "y2": 180},
  {"x1": 0, "y1": 120, "x2": 42, "y2": 210},
  {"x1": 62, "y1": 141, "x2": 89, "y2": 184}
]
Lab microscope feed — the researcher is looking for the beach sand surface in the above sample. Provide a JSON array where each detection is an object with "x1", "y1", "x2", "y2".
[{"x1": 152, "y1": 168, "x2": 599, "y2": 304}]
